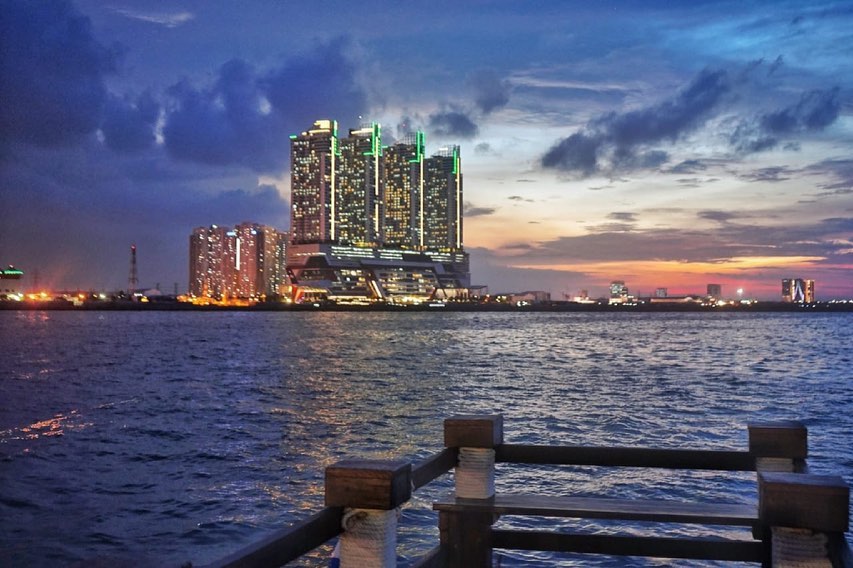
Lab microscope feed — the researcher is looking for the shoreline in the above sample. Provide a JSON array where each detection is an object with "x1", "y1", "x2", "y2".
[{"x1": 2, "y1": 300, "x2": 851, "y2": 313}]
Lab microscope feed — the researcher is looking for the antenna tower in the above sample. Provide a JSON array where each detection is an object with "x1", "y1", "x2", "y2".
[{"x1": 128, "y1": 244, "x2": 138, "y2": 296}]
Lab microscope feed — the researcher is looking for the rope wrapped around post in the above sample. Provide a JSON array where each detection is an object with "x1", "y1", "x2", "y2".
[
  {"x1": 338, "y1": 508, "x2": 399, "y2": 567},
  {"x1": 325, "y1": 460, "x2": 412, "y2": 568},
  {"x1": 758, "y1": 472, "x2": 850, "y2": 568},
  {"x1": 456, "y1": 447, "x2": 496, "y2": 499}
]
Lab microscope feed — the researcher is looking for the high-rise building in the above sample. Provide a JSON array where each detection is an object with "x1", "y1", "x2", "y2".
[
  {"x1": 707, "y1": 283, "x2": 722, "y2": 300},
  {"x1": 285, "y1": 119, "x2": 469, "y2": 303},
  {"x1": 782, "y1": 278, "x2": 815, "y2": 303},
  {"x1": 337, "y1": 124, "x2": 382, "y2": 246},
  {"x1": 383, "y1": 133, "x2": 424, "y2": 248},
  {"x1": 189, "y1": 224, "x2": 288, "y2": 300},
  {"x1": 610, "y1": 281, "x2": 627, "y2": 297},
  {"x1": 423, "y1": 146, "x2": 462, "y2": 250},
  {"x1": 290, "y1": 120, "x2": 336, "y2": 244}
]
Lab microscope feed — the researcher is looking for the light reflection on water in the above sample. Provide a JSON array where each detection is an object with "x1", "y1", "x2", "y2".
[{"x1": 0, "y1": 311, "x2": 851, "y2": 567}]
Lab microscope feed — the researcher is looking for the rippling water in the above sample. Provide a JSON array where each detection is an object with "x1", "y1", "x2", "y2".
[{"x1": 1, "y1": 310, "x2": 851, "y2": 567}]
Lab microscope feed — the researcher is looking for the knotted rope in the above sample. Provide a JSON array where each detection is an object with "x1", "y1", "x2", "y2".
[{"x1": 338, "y1": 507, "x2": 397, "y2": 567}]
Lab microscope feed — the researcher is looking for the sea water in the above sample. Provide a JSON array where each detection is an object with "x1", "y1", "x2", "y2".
[{"x1": 1, "y1": 310, "x2": 851, "y2": 566}]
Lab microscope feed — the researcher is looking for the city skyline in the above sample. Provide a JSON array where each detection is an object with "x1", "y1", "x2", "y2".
[{"x1": 1, "y1": 1, "x2": 851, "y2": 299}]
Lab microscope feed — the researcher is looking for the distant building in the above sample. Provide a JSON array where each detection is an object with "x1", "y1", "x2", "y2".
[
  {"x1": 189, "y1": 224, "x2": 288, "y2": 300},
  {"x1": 655, "y1": 288, "x2": 668, "y2": 298},
  {"x1": 707, "y1": 283, "x2": 722, "y2": 300},
  {"x1": 286, "y1": 119, "x2": 470, "y2": 304},
  {"x1": 0, "y1": 265, "x2": 24, "y2": 299},
  {"x1": 609, "y1": 280, "x2": 629, "y2": 304},
  {"x1": 782, "y1": 278, "x2": 815, "y2": 303},
  {"x1": 508, "y1": 291, "x2": 551, "y2": 305}
]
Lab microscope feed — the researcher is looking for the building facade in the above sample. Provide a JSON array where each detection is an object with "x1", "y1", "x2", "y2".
[
  {"x1": 286, "y1": 119, "x2": 469, "y2": 303},
  {"x1": 782, "y1": 278, "x2": 815, "y2": 303},
  {"x1": 189, "y1": 224, "x2": 288, "y2": 300}
]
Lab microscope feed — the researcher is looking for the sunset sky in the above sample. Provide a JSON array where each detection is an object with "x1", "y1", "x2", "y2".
[{"x1": 1, "y1": 0, "x2": 851, "y2": 299}]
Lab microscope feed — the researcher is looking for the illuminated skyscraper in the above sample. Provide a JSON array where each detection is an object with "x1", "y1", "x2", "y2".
[
  {"x1": 382, "y1": 133, "x2": 424, "y2": 248},
  {"x1": 782, "y1": 278, "x2": 815, "y2": 303},
  {"x1": 190, "y1": 224, "x2": 287, "y2": 300},
  {"x1": 290, "y1": 120, "x2": 337, "y2": 244},
  {"x1": 707, "y1": 283, "x2": 722, "y2": 300},
  {"x1": 422, "y1": 146, "x2": 462, "y2": 250},
  {"x1": 337, "y1": 124, "x2": 382, "y2": 246},
  {"x1": 610, "y1": 280, "x2": 628, "y2": 299},
  {"x1": 286, "y1": 120, "x2": 469, "y2": 303}
]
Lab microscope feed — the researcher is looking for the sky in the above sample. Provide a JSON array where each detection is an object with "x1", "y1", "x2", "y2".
[{"x1": 1, "y1": 0, "x2": 851, "y2": 300}]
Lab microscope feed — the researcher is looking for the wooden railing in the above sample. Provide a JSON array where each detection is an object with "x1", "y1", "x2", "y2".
[{"x1": 202, "y1": 416, "x2": 851, "y2": 568}]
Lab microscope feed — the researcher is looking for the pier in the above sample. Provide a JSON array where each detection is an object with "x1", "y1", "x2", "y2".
[{"x1": 203, "y1": 416, "x2": 852, "y2": 567}]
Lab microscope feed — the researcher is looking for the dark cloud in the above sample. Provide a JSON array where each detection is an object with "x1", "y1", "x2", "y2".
[
  {"x1": 501, "y1": 216, "x2": 852, "y2": 266},
  {"x1": 428, "y1": 109, "x2": 479, "y2": 138},
  {"x1": 808, "y1": 159, "x2": 853, "y2": 194},
  {"x1": 101, "y1": 92, "x2": 160, "y2": 152},
  {"x1": 541, "y1": 132, "x2": 600, "y2": 175},
  {"x1": 463, "y1": 202, "x2": 496, "y2": 217},
  {"x1": 474, "y1": 142, "x2": 493, "y2": 155},
  {"x1": 740, "y1": 166, "x2": 794, "y2": 183},
  {"x1": 541, "y1": 68, "x2": 731, "y2": 176},
  {"x1": 163, "y1": 39, "x2": 367, "y2": 172},
  {"x1": 469, "y1": 70, "x2": 511, "y2": 115},
  {"x1": 731, "y1": 87, "x2": 841, "y2": 154},
  {"x1": 263, "y1": 37, "x2": 367, "y2": 131},
  {"x1": 761, "y1": 88, "x2": 840, "y2": 134},
  {"x1": 608, "y1": 212, "x2": 637, "y2": 222},
  {"x1": 698, "y1": 210, "x2": 742, "y2": 223},
  {"x1": 0, "y1": 0, "x2": 121, "y2": 150},
  {"x1": 669, "y1": 160, "x2": 708, "y2": 174},
  {"x1": 163, "y1": 59, "x2": 284, "y2": 171},
  {"x1": 508, "y1": 195, "x2": 534, "y2": 202}
]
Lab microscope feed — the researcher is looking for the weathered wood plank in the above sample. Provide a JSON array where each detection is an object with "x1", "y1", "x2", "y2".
[
  {"x1": 440, "y1": 510, "x2": 494, "y2": 568},
  {"x1": 412, "y1": 447, "x2": 458, "y2": 491},
  {"x1": 434, "y1": 493, "x2": 757, "y2": 526},
  {"x1": 492, "y1": 529, "x2": 764, "y2": 562},
  {"x1": 325, "y1": 460, "x2": 411, "y2": 510},
  {"x1": 444, "y1": 415, "x2": 504, "y2": 448},
  {"x1": 748, "y1": 421, "x2": 807, "y2": 459},
  {"x1": 496, "y1": 444, "x2": 755, "y2": 471},
  {"x1": 759, "y1": 472, "x2": 849, "y2": 533},
  {"x1": 204, "y1": 507, "x2": 342, "y2": 568}
]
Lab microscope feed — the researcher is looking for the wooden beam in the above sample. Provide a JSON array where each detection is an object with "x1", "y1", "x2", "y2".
[
  {"x1": 496, "y1": 444, "x2": 754, "y2": 471},
  {"x1": 434, "y1": 493, "x2": 757, "y2": 526},
  {"x1": 204, "y1": 507, "x2": 342, "y2": 568},
  {"x1": 492, "y1": 529, "x2": 764, "y2": 562},
  {"x1": 444, "y1": 415, "x2": 504, "y2": 448},
  {"x1": 759, "y1": 472, "x2": 849, "y2": 533},
  {"x1": 325, "y1": 460, "x2": 411, "y2": 510},
  {"x1": 748, "y1": 421, "x2": 807, "y2": 459},
  {"x1": 412, "y1": 447, "x2": 458, "y2": 491}
]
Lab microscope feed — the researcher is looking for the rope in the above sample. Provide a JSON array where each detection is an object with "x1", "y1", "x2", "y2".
[
  {"x1": 771, "y1": 527, "x2": 831, "y2": 568},
  {"x1": 757, "y1": 457, "x2": 795, "y2": 472},
  {"x1": 456, "y1": 447, "x2": 495, "y2": 499},
  {"x1": 338, "y1": 508, "x2": 397, "y2": 568}
]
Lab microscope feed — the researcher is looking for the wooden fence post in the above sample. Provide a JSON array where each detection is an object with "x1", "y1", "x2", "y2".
[
  {"x1": 325, "y1": 460, "x2": 411, "y2": 568},
  {"x1": 758, "y1": 472, "x2": 850, "y2": 567},
  {"x1": 748, "y1": 421, "x2": 808, "y2": 473},
  {"x1": 441, "y1": 415, "x2": 504, "y2": 568}
]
